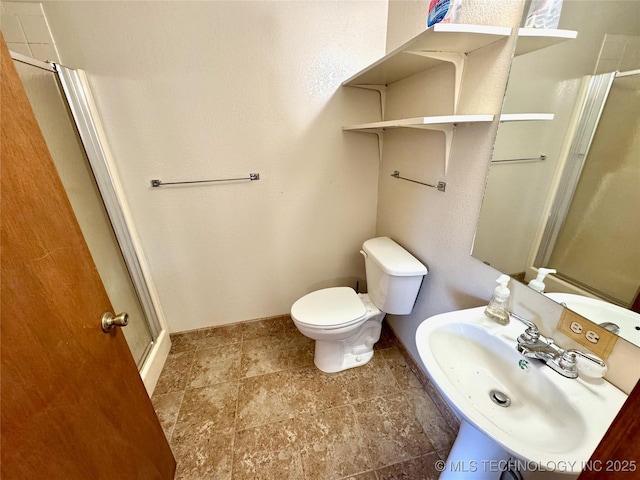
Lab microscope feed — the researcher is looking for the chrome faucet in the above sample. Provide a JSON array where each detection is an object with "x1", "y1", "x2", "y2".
[{"x1": 510, "y1": 313, "x2": 606, "y2": 379}]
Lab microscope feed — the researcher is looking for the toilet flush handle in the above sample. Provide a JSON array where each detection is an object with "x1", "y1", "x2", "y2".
[{"x1": 360, "y1": 250, "x2": 368, "y2": 259}]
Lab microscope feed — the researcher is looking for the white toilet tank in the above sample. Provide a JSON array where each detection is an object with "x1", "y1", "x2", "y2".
[{"x1": 361, "y1": 237, "x2": 428, "y2": 315}]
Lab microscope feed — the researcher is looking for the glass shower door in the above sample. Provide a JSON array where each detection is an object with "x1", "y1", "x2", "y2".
[{"x1": 14, "y1": 57, "x2": 155, "y2": 367}]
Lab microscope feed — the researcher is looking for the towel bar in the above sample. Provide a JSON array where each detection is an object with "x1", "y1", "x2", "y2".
[
  {"x1": 391, "y1": 171, "x2": 446, "y2": 192},
  {"x1": 150, "y1": 173, "x2": 260, "y2": 188}
]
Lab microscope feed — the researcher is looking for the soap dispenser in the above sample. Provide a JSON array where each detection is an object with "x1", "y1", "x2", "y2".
[
  {"x1": 528, "y1": 268, "x2": 557, "y2": 293},
  {"x1": 484, "y1": 274, "x2": 511, "y2": 325}
]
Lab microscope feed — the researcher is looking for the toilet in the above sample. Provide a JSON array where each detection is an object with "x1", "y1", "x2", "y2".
[{"x1": 291, "y1": 236, "x2": 427, "y2": 373}]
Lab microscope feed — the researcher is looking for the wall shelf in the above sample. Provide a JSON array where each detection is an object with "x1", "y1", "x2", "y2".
[
  {"x1": 515, "y1": 28, "x2": 578, "y2": 56},
  {"x1": 343, "y1": 114, "x2": 494, "y2": 131},
  {"x1": 499, "y1": 113, "x2": 555, "y2": 122},
  {"x1": 343, "y1": 115, "x2": 494, "y2": 174},
  {"x1": 342, "y1": 23, "x2": 512, "y2": 183},
  {"x1": 343, "y1": 24, "x2": 512, "y2": 86},
  {"x1": 344, "y1": 24, "x2": 511, "y2": 114}
]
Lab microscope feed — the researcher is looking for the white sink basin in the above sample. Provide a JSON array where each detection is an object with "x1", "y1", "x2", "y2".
[
  {"x1": 416, "y1": 307, "x2": 627, "y2": 476},
  {"x1": 545, "y1": 292, "x2": 640, "y2": 347}
]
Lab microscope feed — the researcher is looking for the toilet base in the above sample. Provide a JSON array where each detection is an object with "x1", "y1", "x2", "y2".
[
  {"x1": 314, "y1": 344, "x2": 375, "y2": 373},
  {"x1": 313, "y1": 307, "x2": 385, "y2": 373}
]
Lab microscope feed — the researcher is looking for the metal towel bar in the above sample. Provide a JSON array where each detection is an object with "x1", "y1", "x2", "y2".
[
  {"x1": 492, "y1": 154, "x2": 547, "y2": 164},
  {"x1": 391, "y1": 171, "x2": 446, "y2": 192},
  {"x1": 150, "y1": 173, "x2": 260, "y2": 188}
]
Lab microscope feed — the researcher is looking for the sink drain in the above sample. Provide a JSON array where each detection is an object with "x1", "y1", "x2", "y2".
[{"x1": 490, "y1": 389, "x2": 511, "y2": 407}]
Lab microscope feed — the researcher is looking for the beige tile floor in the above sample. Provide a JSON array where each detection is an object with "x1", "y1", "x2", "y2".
[{"x1": 152, "y1": 315, "x2": 458, "y2": 480}]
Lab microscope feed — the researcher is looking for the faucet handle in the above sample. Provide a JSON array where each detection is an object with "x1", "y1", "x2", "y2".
[
  {"x1": 510, "y1": 312, "x2": 539, "y2": 331},
  {"x1": 561, "y1": 349, "x2": 607, "y2": 379},
  {"x1": 510, "y1": 313, "x2": 543, "y2": 345},
  {"x1": 559, "y1": 350, "x2": 578, "y2": 374},
  {"x1": 518, "y1": 327, "x2": 540, "y2": 345}
]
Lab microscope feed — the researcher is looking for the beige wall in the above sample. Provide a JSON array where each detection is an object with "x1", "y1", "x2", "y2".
[{"x1": 42, "y1": 0, "x2": 388, "y2": 332}]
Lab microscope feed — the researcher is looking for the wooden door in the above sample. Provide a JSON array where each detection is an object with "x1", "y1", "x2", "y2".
[
  {"x1": 0, "y1": 35, "x2": 175, "y2": 480},
  {"x1": 578, "y1": 380, "x2": 640, "y2": 480}
]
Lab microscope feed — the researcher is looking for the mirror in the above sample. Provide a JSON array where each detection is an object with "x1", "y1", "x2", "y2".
[{"x1": 472, "y1": 0, "x2": 640, "y2": 347}]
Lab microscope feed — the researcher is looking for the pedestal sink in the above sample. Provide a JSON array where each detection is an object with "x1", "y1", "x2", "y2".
[{"x1": 416, "y1": 307, "x2": 627, "y2": 479}]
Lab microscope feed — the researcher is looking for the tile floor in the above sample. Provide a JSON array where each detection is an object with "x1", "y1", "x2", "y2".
[{"x1": 152, "y1": 315, "x2": 458, "y2": 480}]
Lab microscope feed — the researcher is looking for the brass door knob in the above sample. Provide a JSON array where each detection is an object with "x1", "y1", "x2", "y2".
[{"x1": 101, "y1": 312, "x2": 129, "y2": 332}]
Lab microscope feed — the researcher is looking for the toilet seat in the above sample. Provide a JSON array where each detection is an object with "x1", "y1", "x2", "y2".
[{"x1": 291, "y1": 287, "x2": 367, "y2": 330}]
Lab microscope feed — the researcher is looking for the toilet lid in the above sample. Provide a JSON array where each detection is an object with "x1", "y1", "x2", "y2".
[{"x1": 291, "y1": 287, "x2": 367, "y2": 329}]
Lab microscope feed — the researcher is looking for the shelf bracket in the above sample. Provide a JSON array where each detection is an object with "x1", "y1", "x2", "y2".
[
  {"x1": 408, "y1": 124, "x2": 455, "y2": 175},
  {"x1": 404, "y1": 51, "x2": 466, "y2": 114},
  {"x1": 345, "y1": 128, "x2": 384, "y2": 162},
  {"x1": 372, "y1": 128, "x2": 384, "y2": 161},
  {"x1": 348, "y1": 84, "x2": 387, "y2": 119}
]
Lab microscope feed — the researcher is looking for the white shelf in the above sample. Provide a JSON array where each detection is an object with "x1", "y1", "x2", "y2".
[
  {"x1": 343, "y1": 115, "x2": 494, "y2": 174},
  {"x1": 499, "y1": 113, "x2": 554, "y2": 122},
  {"x1": 343, "y1": 24, "x2": 512, "y2": 87},
  {"x1": 515, "y1": 28, "x2": 578, "y2": 56},
  {"x1": 343, "y1": 114, "x2": 494, "y2": 131},
  {"x1": 341, "y1": 24, "x2": 511, "y2": 181}
]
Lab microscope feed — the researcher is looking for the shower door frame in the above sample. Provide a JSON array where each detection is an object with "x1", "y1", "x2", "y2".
[
  {"x1": 534, "y1": 72, "x2": 616, "y2": 269},
  {"x1": 54, "y1": 63, "x2": 162, "y2": 344},
  {"x1": 10, "y1": 51, "x2": 168, "y2": 386}
]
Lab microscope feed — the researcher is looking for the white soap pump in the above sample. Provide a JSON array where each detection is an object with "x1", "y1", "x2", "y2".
[
  {"x1": 528, "y1": 268, "x2": 557, "y2": 293},
  {"x1": 484, "y1": 274, "x2": 511, "y2": 325}
]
